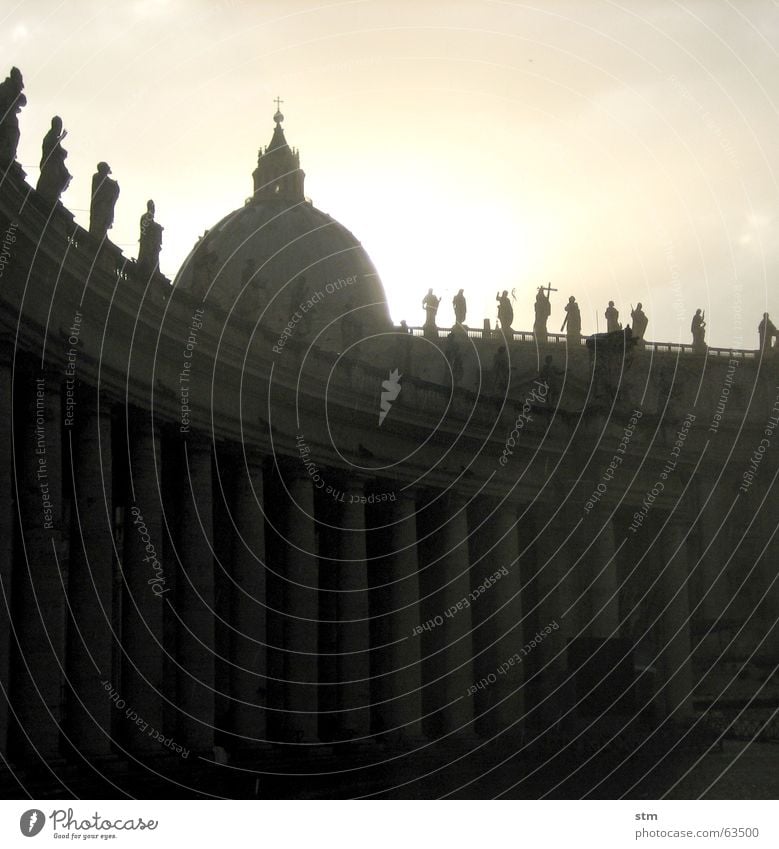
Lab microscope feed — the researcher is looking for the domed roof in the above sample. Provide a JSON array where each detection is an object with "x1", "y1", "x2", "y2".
[{"x1": 173, "y1": 109, "x2": 392, "y2": 351}]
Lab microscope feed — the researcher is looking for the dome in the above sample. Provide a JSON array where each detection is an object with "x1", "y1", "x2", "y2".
[{"x1": 173, "y1": 109, "x2": 392, "y2": 352}]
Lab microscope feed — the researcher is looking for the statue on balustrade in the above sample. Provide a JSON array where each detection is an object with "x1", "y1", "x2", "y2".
[
  {"x1": 89, "y1": 162, "x2": 120, "y2": 240},
  {"x1": 534, "y1": 286, "x2": 551, "y2": 343},
  {"x1": 452, "y1": 289, "x2": 467, "y2": 325},
  {"x1": 0, "y1": 66, "x2": 25, "y2": 165},
  {"x1": 630, "y1": 302, "x2": 648, "y2": 343},
  {"x1": 422, "y1": 288, "x2": 440, "y2": 338},
  {"x1": 561, "y1": 295, "x2": 581, "y2": 343},
  {"x1": 691, "y1": 309, "x2": 706, "y2": 352},
  {"x1": 496, "y1": 290, "x2": 514, "y2": 332},
  {"x1": 758, "y1": 313, "x2": 777, "y2": 353},
  {"x1": 605, "y1": 301, "x2": 620, "y2": 333},
  {"x1": 36, "y1": 116, "x2": 71, "y2": 204},
  {"x1": 137, "y1": 199, "x2": 164, "y2": 275}
]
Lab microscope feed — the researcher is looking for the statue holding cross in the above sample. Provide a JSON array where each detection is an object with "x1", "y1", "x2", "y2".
[{"x1": 534, "y1": 282, "x2": 556, "y2": 344}]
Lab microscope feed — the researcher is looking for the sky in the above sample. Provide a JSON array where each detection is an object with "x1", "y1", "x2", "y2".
[{"x1": 4, "y1": 0, "x2": 779, "y2": 346}]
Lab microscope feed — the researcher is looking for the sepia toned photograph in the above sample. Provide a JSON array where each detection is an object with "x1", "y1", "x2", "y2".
[{"x1": 0, "y1": 0, "x2": 778, "y2": 820}]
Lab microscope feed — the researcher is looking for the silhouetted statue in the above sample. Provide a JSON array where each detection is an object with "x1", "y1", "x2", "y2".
[
  {"x1": 492, "y1": 345, "x2": 509, "y2": 392},
  {"x1": 36, "y1": 116, "x2": 71, "y2": 204},
  {"x1": 496, "y1": 290, "x2": 513, "y2": 332},
  {"x1": 630, "y1": 302, "x2": 648, "y2": 342},
  {"x1": 422, "y1": 288, "x2": 440, "y2": 337},
  {"x1": 691, "y1": 309, "x2": 706, "y2": 352},
  {"x1": 452, "y1": 289, "x2": 467, "y2": 325},
  {"x1": 561, "y1": 296, "x2": 581, "y2": 343},
  {"x1": 758, "y1": 313, "x2": 777, "y2": 353},
  {"x1": 445, "y1": 332, "x2": 464, "y2": 385},
  {"x1": 89, "y1": 162, "x2": 120, "y2": 240},
  {"x1": 137, "y1": 200, "x2": 163, "y2": 275},
  {"x1": 605, "y1": 301, "x2": 620, "y2": 333},
  {"x1": 400, "y1": 320, "x2": 411, "y2": 334},
  {"x1": 0, "y1": 67, "x2": 25, "y2": 165},
  {"x1": 534, "y1": 286, "x2": 551, "y2": 343}
]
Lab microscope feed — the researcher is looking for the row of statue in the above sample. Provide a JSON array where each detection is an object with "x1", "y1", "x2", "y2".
[
  {"x1": 422, "y1": 285, "x2": 653, "y2": 344},
  {"x1": 0, "y1": 67, "x2": 163, "y2": 275}
]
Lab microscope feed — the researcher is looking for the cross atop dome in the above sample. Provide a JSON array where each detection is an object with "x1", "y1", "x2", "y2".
[{"x1": 273, "y1": 96, "x2": 284, "y2": 125}]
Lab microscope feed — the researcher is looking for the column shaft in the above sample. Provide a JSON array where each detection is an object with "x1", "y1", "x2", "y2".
[
  {"x1": 335, "y1": 486, "x2": 370, "y2": 738},
  {"x1": 283, "y1": 476, "x2": 318, "y2": 741},
  {"x1": 177, "y1": 439, "x2": 215, "y2": 750},
  {"x1": 373, "y1": 494, "x2": 423, "y2": 739},
  {"x1": 231, "y1": 459, "x2": 267, "y2": 743},
  {"x1": 419, "y1": 496, "x2": 474, "y2": 736},
  {"x1": 122, "y1": 417, "x2": 165, "y2": 753},
  {"x1": 15, "y1": 372, "x2": 66, "y2": 759},
  {"x1": 67, "y1": 398, "x2": 113, "y2": 755}
]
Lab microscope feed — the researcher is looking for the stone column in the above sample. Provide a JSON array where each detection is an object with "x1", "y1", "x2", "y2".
[
  {"x1": 587, "y1": 518, "x2": 620, "y2": 639},
  {"x1": 283, "y1": 474, "x2": 319, "y2": 741},
  {"x1": 230, "y1": 454, "x2": 267, "y2": 744},
  {"x1": 0, "y1": 352, "x2": 12, "y2": 757},
  {"x1": 373, "y1": 493, "x2": 423, "y2": 740},
  {"x1": 532, "y1": 507, "x2": 575, "y2": 705},
  {"x1": 15, "y1": 371, "x2": 66, "y2": 760},
  {"x1": 468, "y1": 500, "x2": 524, "y2": 735},
  {"x1": 657, "y1": 517, "x2": 694, "y2": 718},
  {"x1": 334, "y1": 482, "x2": 371, "y2": 739},
  {"x1": 177, "y1": 436, "x2": 215, "y2": 750},
  {"x1": 67, "y1": 394, "x2": 114, "y2": 755},
  {"x1": 420, "y1": 494, "x2": 474, "y2": 736},
  {"x1": 122, "y1": 412, "x2": 165, "y2": 753}
]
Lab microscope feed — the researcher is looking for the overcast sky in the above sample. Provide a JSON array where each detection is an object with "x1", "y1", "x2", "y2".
[{"x1": 4, "y1": 0, "x2": 779, "y2": 346}]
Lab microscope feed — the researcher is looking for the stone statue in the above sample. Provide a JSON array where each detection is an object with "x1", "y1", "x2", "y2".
[
  {"x1": 422, "y1": 288, "x2": 440, "y2": 337},
  {"x1": 534, "y1": 286, "x2": 552, "y2": 343},
  {"x1": 89, "y1": 162, "x2": 120, "y2": 240},
  {"x1": 605, "y1": 301, "x2": 620, "y2": 333},
  {"x1": 758, "y1": 313, "x2": 777, "y2": 353},
  {"x1": 137, "y1": 199, "x2": 163, "y2": 274},
  {"x1": 496, "y1": 290, "x2": 513, "y2": 332},
  {"x1": 36, "y1": 116, "x2": 71, "y2": 204},
  {"x1": 630, "y1": 303, "x2": 648, "y2": 342},
  {"x1": 561, "y1": 296, "x2": 581, "y2": 343},
  {"x1": 452, "y1": 289, "x2": 467, "y2": 325},
  {"x1": 0, "y1": 66, "x2": 25, "y2": 165},
  {"x1": 691, "y1": 309, "x2": 706, "y2": 352}
]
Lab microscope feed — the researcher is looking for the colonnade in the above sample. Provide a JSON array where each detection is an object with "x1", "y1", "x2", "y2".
[{"x1": 0, "y1": 364, "x2": 705, "y2": 766}]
